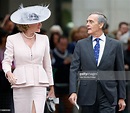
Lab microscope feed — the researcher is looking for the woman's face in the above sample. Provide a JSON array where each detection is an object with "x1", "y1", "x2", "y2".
[{"x1": 28, "y1": 22, "x2": 42, "y2": 33}]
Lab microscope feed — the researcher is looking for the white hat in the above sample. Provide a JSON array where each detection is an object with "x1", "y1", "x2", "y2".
[{"x1": 10, "y1": 4, "x2": 51, "y2": 24}]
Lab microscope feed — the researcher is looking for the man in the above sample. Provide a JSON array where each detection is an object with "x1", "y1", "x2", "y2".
[
  {"x1": 116, "y1": 22, "x2": 129, "y2": 40},
  {"x1": 116, "y1": 22, "x2": 130, "y2": 50},
  {"x1": 69, "y1": 12, "x2": 126, "y2": 113}
]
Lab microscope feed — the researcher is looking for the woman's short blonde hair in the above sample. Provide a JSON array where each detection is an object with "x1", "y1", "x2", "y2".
[{"x1": 16, "y1": 24, "x2": 29, "y2": 32}]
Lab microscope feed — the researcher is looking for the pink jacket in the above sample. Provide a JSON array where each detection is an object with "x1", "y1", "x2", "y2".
[{"x1": 2, "y1": 33, "x2": 54, "y2": 88}]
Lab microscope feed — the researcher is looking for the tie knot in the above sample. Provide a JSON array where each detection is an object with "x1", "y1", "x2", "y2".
[{"x1": 95, "y1": 38, "x2": 100, "y2": 42}]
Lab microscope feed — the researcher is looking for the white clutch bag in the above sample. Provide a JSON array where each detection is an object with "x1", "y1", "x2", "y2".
[{"x1": 46, "y1": 97, "x2": 59, "y2": 112}]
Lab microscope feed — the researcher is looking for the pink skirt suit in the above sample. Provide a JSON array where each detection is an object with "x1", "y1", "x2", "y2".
[{"x1": 2, "y1": 33, "x2": 54, "y2": 113}]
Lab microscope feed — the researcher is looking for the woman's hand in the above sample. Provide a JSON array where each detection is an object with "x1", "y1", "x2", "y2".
[
  {"x1": 47, "y1": 85, "x2": 55, "y2": 98},
  {"x1": 6, "y1": 71, "x2": 17, "y2": 85}
]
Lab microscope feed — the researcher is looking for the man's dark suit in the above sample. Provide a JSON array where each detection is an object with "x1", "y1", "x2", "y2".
[{"x1": 69, "y1": 36, "x2": 126, "y2": 107}]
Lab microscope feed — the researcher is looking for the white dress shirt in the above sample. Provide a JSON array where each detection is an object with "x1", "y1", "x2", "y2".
[{"x1": 92, "y1": 33, "x2": 106, "y2": 66}]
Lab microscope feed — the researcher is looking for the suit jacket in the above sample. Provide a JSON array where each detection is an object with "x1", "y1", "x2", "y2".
[
  {"x1": 2, "y1": 33, "x2": 54, "y2": 88},
  {"x1": 69, "y1": 36, "x2": 126, "y2": 106}
]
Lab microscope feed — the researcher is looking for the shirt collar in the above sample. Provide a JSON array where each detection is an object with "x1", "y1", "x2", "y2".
[{"x1": 92, "y1": 33, "x2": 106, "y2": 42}]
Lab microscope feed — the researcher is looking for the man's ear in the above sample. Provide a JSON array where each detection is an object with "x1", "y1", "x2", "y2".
[{"x1": 99, "y1": 23, "x2": 104, "y2": 29}]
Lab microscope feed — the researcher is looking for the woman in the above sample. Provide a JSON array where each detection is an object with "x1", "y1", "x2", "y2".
[{"x1": 2, "y1": 5, "x2": 55, "y2": 113}]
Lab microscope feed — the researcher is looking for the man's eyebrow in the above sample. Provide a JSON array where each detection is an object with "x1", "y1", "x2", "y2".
[{"x1": 87, "y1": 19, "x2": 93, "y2": 22}]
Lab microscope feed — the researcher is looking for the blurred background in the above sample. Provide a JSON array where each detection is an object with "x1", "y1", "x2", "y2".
[
  {"x1": 0, "y1": 0, "x2": 130, "y2": 35},
  {"x1": 0, "y1": 0, "x2": 130, "y2": 34}
]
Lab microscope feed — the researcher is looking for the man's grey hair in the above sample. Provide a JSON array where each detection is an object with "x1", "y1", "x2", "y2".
[{"x1": 89, "y1": 12, "x2": 107, "y2": 30}]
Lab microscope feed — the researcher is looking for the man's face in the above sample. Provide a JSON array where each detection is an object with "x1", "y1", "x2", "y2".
[
  {"x1": 120, "y1": 24, "x2": 128, "y2": 34},
  {"x1": 86, "y1": 14, "x2": 103, "y2": 36}
]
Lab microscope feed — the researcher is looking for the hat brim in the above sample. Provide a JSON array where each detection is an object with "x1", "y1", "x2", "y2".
[{"x1": 10, "y1": 6, "x2": 51, "y2": 24}]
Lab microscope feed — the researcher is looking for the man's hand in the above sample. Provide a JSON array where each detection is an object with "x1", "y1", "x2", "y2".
[
  {"x1": 68, "y1": 93, "x2": 77, "y2": 105},
  {"x1": 118, "y1": 99, "x2": 126, "y2": 111}
]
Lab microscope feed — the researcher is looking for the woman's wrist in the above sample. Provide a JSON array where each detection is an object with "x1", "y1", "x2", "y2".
[
  {"x1": 6, "y1": 71, "x2": 12, "y2": 78},
  {"x1": 49, "y1": 85, "x2": 54, "y2": 90}
]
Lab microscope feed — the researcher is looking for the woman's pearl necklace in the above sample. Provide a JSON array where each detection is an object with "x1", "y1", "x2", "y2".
[{"x1": 22, "y1": 32, "x2": 35, "y2": 39}]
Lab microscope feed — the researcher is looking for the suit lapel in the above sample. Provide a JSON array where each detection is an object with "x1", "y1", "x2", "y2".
[
  {"x1": 98, "y1": 36, "x2": 111, "y2": 67},
  {"x1": 86, "y1": 36, "x2": 96, "y2": 65}
]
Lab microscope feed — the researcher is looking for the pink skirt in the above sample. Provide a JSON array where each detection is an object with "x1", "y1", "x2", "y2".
[{"x1": 13, "y1": 86, "x2": 46, "y2": 113}]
